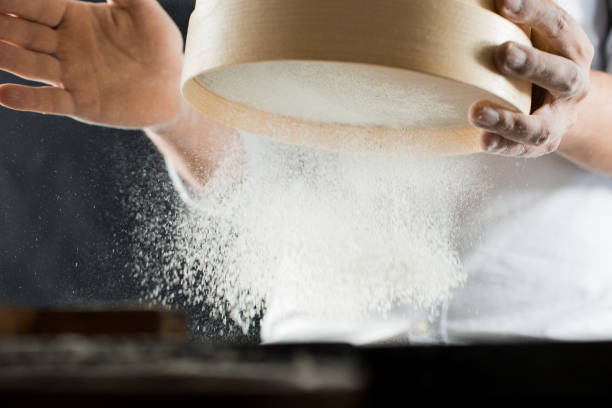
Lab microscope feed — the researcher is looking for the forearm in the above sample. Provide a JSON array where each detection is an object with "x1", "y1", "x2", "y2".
[
  {"x1": 558, "y1": 70, "x2": 612, "y2": 176},
  {"x1": 144, "y1": 100, "x2": 240, "y2": 189}
]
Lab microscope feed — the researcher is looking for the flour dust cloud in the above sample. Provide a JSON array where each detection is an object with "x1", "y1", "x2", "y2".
[{"x1": 134, "y1": 131, "x2": 484, "y2": 336}]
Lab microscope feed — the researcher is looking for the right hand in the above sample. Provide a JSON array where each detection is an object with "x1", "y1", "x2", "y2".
[
  {"x1": 0, "y1": 0, "x2": 185, "y2": 129},
  {"x1": 469, "y1": 0, "x2": 594, "y2": 158}
]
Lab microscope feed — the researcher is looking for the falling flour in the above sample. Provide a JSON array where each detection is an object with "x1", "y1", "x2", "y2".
[{"x1": 131, "y1": 129, "x2": 484, "y2": 337}]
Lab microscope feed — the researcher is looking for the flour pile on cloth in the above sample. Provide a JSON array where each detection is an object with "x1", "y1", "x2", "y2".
[{"x1": 135, "y1": 131, "x2": 484, "y2": 335}]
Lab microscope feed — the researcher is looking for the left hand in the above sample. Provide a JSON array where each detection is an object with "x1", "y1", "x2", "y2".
[
  {"x1": 0, "y1": 0, "x2": 185, "y2": 129},
  {"x1": 469, "y1": 0, "x2": 595, "y2": 157}
]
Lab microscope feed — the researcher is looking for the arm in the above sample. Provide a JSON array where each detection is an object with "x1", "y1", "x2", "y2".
[
  {"x1": 558, "y1": 70, "x2": 612, "y2": 176},
  {"x1": 143, "y1": 100, "x2": 240, "y2": 189},
  {"x1": 0, "y1": 0, "x2": 233, "y2": 187},
  {"x1": 469, "y1": 0, "x2": 612, "y2": 176}
]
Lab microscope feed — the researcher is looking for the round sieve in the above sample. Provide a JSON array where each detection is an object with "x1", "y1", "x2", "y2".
[{"x1": 182, "y1": 0, "x2": 532, "y2": 155}]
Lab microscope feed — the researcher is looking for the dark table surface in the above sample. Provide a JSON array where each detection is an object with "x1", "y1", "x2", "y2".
[{"x1": 1, "y1": 338, "x2": 612, "y2": 403}]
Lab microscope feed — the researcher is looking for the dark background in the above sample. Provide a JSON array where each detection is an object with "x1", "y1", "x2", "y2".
[{"x1": 0, "y1": 0, "x2": 253, "y2": 342}]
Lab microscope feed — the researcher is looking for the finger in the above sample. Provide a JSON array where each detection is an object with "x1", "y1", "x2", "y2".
[
  {"x1": 469, "y1": 101, "x2": 567, "y2": 147},
  {"x1": 107, "y1": 0, "x2": 152, "y2": 12},
  {"x1": 480, "y1": 132, "x2": 558, "y2": 158},
  {"x1": 0, "y1": 14, "x2": 59, "y2": 54},
  {"x1": 496, "y1": 41, "x2": 588, "y2": 100},
  {"x1": 108, "y1": 0, "x2": 147, "y2": 6},
  {"x1": 0, "y1": 0, "x2": 67, "y2": 28},
  {"x1": 0, "y1": 41, "x2": 61, "y2": 85},
  {"x1": 495, "y1": 0, "x2": 594, "y2": 66},
  {"x1": 107, "y1": 0, "x2": 165, "y2": 19},
  {"x1": 0, "y1": 84, "x2": 74, "y2": 115}
]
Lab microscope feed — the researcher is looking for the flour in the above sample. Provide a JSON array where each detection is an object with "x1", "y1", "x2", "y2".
[
  {"x1": 133, "y1": 129, "x2": 483, "y2": 336},
  {"x1": 197, "y1": 61, "x2": 472, "y2": 130}
]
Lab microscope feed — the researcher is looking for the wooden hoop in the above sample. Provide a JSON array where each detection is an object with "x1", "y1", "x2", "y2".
[{"x1": 182, "y1": 0, "x2": 532, "y2": 155}]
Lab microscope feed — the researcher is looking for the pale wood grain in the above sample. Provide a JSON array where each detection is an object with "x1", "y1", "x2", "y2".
[{"x1": 0, "y1": 307, "x2": 187, "y2": 339}]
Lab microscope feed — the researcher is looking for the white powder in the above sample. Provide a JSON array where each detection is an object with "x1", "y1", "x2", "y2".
[
  {"x1": 135, "y1": 130, "x2": 484, "y2": 336},
  {"x1": 197, "y1": 61, "x2": 490, "y2": 130}
]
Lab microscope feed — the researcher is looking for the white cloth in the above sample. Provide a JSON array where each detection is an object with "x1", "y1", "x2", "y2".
[{"x1": 170, "y1": 1, "x2": 612, "y2": 344}]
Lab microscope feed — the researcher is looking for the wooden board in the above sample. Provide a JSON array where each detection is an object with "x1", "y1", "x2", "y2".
[
  {"x1": 0, "y1": 306, "x2": 187, "y2": 340},
  {"x1": 182, "y1": 0, "x2": 532, "y2": 155}
]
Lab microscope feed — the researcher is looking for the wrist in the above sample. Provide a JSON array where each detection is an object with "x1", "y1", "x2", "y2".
[
  {"x1": 143, "y1": 98, "x2": 193, "y2": 135},
  {"x1": 143, "y1": 96, "x2": 241, "y2": 188}
]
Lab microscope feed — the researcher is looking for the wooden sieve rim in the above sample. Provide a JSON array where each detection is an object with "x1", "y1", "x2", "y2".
[{"x1": 181, "y1": 0, "x2": 533, "y2": 155}]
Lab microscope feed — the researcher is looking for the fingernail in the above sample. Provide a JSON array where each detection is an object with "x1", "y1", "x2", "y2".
[
  {"x1": 475, "y1": 106, "x2": 500, "y2": 127},
  {"x1": 503, "y1": 0, "x2": 522, "y2": 15},
  {"x1": 506, "y1": 44, "x2": 527, "y2": 70}
]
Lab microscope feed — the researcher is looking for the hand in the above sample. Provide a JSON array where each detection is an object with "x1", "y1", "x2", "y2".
[
  {"x1": 469, "y1": 0, "x2": 594, "y2": 157},
  {"x1": 0, "y1": 0, "x2": 184, "y2": 129}
]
